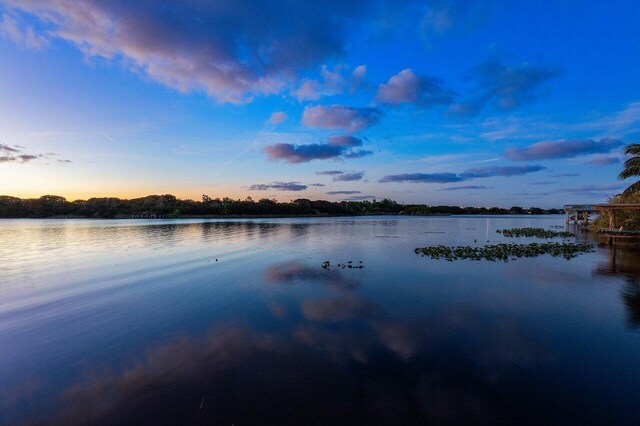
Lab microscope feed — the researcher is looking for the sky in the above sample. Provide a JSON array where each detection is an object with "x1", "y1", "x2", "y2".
[{"x1": 0, "y1": 0, "x2": 639, "y2": 207}]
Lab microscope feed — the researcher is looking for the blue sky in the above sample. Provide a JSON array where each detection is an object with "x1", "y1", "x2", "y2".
[{"x1": 0, "y1": 0, "x2": 639, "y2": 207}]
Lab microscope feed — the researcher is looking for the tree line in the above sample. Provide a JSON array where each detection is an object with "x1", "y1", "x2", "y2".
[{"x1": 0, "y1": 194, "x2": 564, "y2": 218}]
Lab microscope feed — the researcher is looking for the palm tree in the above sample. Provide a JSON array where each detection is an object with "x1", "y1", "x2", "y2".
[{"x1": 619, "y1": 143, "x2": 640, "y2": 195}]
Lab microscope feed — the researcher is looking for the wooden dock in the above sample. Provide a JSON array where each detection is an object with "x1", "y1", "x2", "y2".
[
  {"x1": 595, "y1": 203, "x2": 640, "y2": 244},
  {"x1": 564, "y1": 204, "x2": 599, "y2": 226}
]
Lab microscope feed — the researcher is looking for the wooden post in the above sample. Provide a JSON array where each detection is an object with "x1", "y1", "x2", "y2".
[
  {"x1": 609, "y1": 209, "x2": 615, "y2": 231},
  {"x1": 565, "y1": 210, "x2": 570, "y2": 224}
]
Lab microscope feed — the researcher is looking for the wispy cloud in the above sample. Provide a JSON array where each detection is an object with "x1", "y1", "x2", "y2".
[
  {"x1": 0, "y1": 142, "x2": 71, "y2": 165},
  {"x1": 450, "y1": 58, "x2": 560, "y2": 116},
  {"x1": 316, "y1": 170, "x2": 345, "y2": 176},
  {"x1": 436, "y1": 185, "x2": 489, "y2": 191},
  {"x1": 556, "y1": 184, "x2": 625, "y2": 193},
  {"x1": 248, "y1": 182, "x2": 308, "y2": 191},
  {"x1": 530, "y1": 181, "x2": 553, "y2": 186},
  {"x1": 380, "y1": 164, "x2": 545, "y2": 183},
  {"x1": 327, "y1": 135, "x2": 363, "y2": 147},
  {"x1": 419, "y1": 0, "x2": 493, "y2": 41},
  {"x1": 0, "y1": 12, "x2": 48, "y2": 49},
  {"x1": 292, "y1": 64, "x2": 366, "y2": 101},
  {"x1": 578, "y1": 101, "x2": 640, "y2": 137},
  {"x1": 419, "y1": 154, "x2": 467, "y2": 163},
  {"x1": 268, "y1": 112, "x2": 288, "y2": 124},
  {"x1": 512, "y1": 184, "x2": 625, "y2": 199},
  {"x1": 584, "y1": 154, "x2": 620, "y2": 165},
  {"x1": 263, "y1": 135, "x2": 371, "y2": 163},
  {"x1": 343, "y1": 149, "x2": 373, "y2": 158},
  {"x1": 327, "y1": 190, "x2": 361, "y2": 195},
  {"x1": 0, "y1": 143, "x2": 20, "y2": 153},
  {"x1": 552, "y1": 173, "x2": 579, "y2": 178},
  {"x1": 263, "y1": 143, "x2": 344, "y2": 163},
  {"x1": 379, "y1": 172, "x2": 466, "y2": 183},
  {"x1": 345, "y1": 195, "x2": 376, "y2": 200},
  {"x1": 376, "y1": 68, "x2": 454, "y2": 108},
  {"x1": 333, "y1": 171, "x2": 364, "y2": 182},
  {"x1": 302, "y1": 105, "x2": 382, "y2": 132},
  {"x1": 461, "y1": 165, "x2": 546, "y2": 178},
  {"x1": 504, "y1": 138, "x2": 623, "y2": 161}
]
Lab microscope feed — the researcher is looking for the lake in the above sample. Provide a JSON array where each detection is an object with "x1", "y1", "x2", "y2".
[{"x1": 1, "y1": 216, "x2": 640, "y2": 424}]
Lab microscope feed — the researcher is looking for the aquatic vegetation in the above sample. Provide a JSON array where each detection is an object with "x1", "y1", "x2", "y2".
[
  {"x1": 321, "y1": 260, "x2": 364, "y2": 269},
  {"x1": 497, "y1": 227, "x2": 574, "y2": 238},
  {"x1": 414, "y1": 242, "x2": 594, "y2": 261}
]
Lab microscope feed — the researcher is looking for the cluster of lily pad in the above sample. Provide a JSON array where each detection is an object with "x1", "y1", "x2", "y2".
[
  {"x1": 497, "y1": 227, "x2": 574, "y2": 239},
  {"x1": 322, "y1": 260, "x2": 364, "y2": 270},
  {"x1": 414, "y1": 242, "x2": 594, "y2": 261}
]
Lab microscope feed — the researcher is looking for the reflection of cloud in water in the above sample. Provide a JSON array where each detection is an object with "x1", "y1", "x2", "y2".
[
  {"x1": 302, "y1": 294, "x2": 376, "y2": 322},
  {"x1": 294, "y1": 325, "x2": 372, "y2": 364},
  {"x1": 264, "y1": 261, "x2": 360, "y2": 290},
  {"x1": 14, "y1": 312, "x2": 557, "y2": 425},
  {"x1": 268, "y1": 302, "x2": 287, "y2": 318},
  {"x1": 475, "y1": 319, "x2": 554, "y2": 372},
  {"x1": 52, "y1": 327, "x2": 287, "y2": 424},
  {"x1": 376, "y1": 323, "x2": 426, "y2": 360},
  {"x1": 5, "y1": 261, "x2": 557, "y2": 423}
]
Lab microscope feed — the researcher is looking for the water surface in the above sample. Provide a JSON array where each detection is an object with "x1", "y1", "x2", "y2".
[{"x1": 1, "y1": 216, "x2": 639, "y2": 424}]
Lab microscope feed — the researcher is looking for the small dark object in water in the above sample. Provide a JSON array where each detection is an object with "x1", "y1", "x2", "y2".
[{"x1": 322, "y1": 260, "x2": 363, "y2": 269}]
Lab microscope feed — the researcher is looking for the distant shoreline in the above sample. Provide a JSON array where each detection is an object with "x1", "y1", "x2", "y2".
[
  {"x1": 1, "y1": 212, "x2": 563, "y2": 220},
  {"x1": 0, "y1": 195, "x2": 564, "y2": 219}
]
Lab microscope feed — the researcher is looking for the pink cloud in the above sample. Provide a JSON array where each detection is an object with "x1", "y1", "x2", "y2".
[
  {"x1": 268, "y1": 112, "x2": 288, "y2": 124},
  {"x1": 376, "y1": 68, "x2": 454, "y2": 107},
  {"x1": 301, "y1": 105, "x2": 382, "y2": 132}
]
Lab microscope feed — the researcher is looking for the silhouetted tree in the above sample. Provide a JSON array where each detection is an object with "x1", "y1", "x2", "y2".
[{"x1": 619, "y1": 143, "x2": 640, "y2": 195}]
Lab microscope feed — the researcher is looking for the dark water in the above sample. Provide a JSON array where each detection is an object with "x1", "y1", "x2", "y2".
[{"x1": 1, "y1": 216, "x2": 640, "y2": 425}]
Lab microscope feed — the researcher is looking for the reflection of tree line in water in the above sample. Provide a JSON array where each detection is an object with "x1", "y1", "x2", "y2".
[
  {"x1": 594, "y1": 246, "x2": 640, "y2": 329},
  {"x1": 32, "y1": 221, "x2": 311, "y2": 246},
  {"x1": 40, "y1": 219, "x2": 405, "y2": 249}
]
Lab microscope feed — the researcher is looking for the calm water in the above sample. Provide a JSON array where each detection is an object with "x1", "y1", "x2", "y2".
[{"x1": 1, "y1": 216, "x2": 640, "y2": 425}]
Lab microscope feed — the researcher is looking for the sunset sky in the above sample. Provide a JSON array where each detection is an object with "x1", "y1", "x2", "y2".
[{"x1": 1, "y1": 0, "x2": 639, "y2": 206}]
